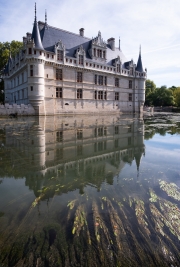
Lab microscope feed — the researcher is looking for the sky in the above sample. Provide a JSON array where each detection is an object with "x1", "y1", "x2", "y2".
[{"x1": 0, "y1": 0, "x2": 180, "y2": 87}]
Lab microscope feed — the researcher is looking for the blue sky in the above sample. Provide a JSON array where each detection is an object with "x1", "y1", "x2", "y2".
[{"x1": 0, "y1": 0, "x2": 180, "y2": 87}]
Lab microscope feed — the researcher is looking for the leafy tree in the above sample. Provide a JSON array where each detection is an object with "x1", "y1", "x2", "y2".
[
  {"x1": 0, "y1": 41, "x2": 23, "y2": 71},
  {"x1": 173, "y1": 87, "x2": 180, "y2": 107},
  {"x1": 145, "y1": 79, "x2": 156, "y2": 106},
  {"x1": 0, "y1": 40, "x2": 23, "y2": 103}
]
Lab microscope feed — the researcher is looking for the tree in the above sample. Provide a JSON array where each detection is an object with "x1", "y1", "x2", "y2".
[
  {"x1": 145, "y1": 79, "x2": 156, "y2": 106},
  {"x1": 173, "y1": 87, "x2": 180, "y2": 107},
  {"x1": 0, "y1": 40, "x2": 23, "y2": 104},
  {"x1": 0, "y1": 41, "x2": 23, "y2": 71}
]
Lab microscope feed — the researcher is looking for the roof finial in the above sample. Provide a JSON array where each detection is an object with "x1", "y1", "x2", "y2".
[
  {"x1": 119, "y1": 37, "x2": 120, "y2": 51},
  {"x1": 139, "y1": 45, "x2": 141, "y2": 55},
  {"x1": 35, "y1": 2, "x2": 37, "y2": 22},
  {"x1": 45, "y1": 9, "x2": 47, "y2": 24}
]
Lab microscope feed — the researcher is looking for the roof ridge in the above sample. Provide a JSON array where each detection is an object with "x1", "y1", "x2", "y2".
[{"x1": 46, "y1": 24, "x2": 91, "y2": 41}]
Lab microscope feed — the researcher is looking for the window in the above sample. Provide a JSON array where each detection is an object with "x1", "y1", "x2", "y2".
[
  {"x1": 22, "y1": 73, "x2": 24, "y2": 83},
  {"x1": 95, "y1": 75, "x2": 97, "y2": 85},
  {"x1": 129, "y1": 80, "x2": 132, "y2": 88},
  {"x1": 103, "y1": 51, "x2": 106, "y2": 58},
  {"x1": 98, "y1": 76, "x2": 103, "y2": 85},
  {"x1": 94, "y1": 48, "x2": 96, "y2": 57},
  {"x1": 129, "y1": 93, "x2": 132, "y2": 101},
  {"x1": 115, "y1": 126, "x2": 119, "y2": 134},
  {"x1": 57, "y1": 50, "x2": 63, "y2": 61},
  {"x1": 31, "y1": 86, "x2": 33, "y2": 91},
  {"x1": 117, "y1": 64, "x2": 120, "y2": 73},
  {"x1": 77, "y1": 72, "x2": 82, "y2": 82},
  {"x1": 94, "y1": 127, "x2": 107, "y2": 137},
  {"x1": 17, "y1": 76, "x2": 19, "y2": 85},
  {"x1": 22, "y1": 89, "x2": 24, "y2": 99},
  {"x1": 98, "y1": 91, "x2": 103, "y2": 100},
  {"x1": 77, "y1": 89, "x2": 82, "y2": 99},
  {"x1": 94, "y1": 141, "x2": 106, "y2": 152},
  {"x1": 77, "y1": 129, "x2": 83, "y2": 139},
  {"x1": 115, "y1": 78, "x2": 119, "y2": 87},
  {"x1": 56, "y1": 131, "x2": 63, "y2": 142},
  {"x1": 47, "y1": 54, "x2": 49, "y2": 58},
  {"x1": 95, "y1": 90, "x2": 97, "y2": 99},
  {"x1": 95, "y1": 75, "x2": 107, "y2": 85},
  {"x1": 104, "y1": 91, "x2": 107, "y2": 100},
  {"x1": 56, "y1": 88, "x2": 62, "y2": 98},
  {"x1": 56, "y1": 69, "x2": 62, "y2": 80},
  {"x1": 97, "y1": 49, "x2": 102, "y2": 57},
  {"x1": 104, "y1": 76, "x2": 107, "y2": 86},
  {"x1": 98, "y1": 128, "x2": 103, "y2": 136},
  {"x1": 34, "y1": 50, "x2": 36, "y2": 55},
  {"x1": 28, "y1": 48, "x2": 32, "y2": 54},
  {"x1": 115, "y1": 92, "x2": 119, "y2": 101},
  {"x1": 79, "y1": 55, "x2": 83, "y2": 65},
  {"x1": 30, "y1": 65, "x2": 33, "y2": 76}
]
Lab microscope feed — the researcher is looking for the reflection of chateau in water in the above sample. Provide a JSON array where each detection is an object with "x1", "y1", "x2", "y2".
[{"x1": 4, "y1": 115, "x2": 145, "y2": 194}]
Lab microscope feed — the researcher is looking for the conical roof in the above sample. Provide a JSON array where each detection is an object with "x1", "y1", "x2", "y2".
[
  {"x1": 136, "y1": 46, "x2": 143, "y2": 72},
  {"x1": 31, "y1": 4, "x2": 44, "y2": 50}
]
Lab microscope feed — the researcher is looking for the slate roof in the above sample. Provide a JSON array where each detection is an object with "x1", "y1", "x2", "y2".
[
  {"x1": 31, "y1": 21, "x2": 44, "y2": 50},
  {"x1": 40, "y1": 24, "x2": 128, "y2": 66},
  {"x1": 136, "y1": 51, "x2": 143, "y2": 72}
]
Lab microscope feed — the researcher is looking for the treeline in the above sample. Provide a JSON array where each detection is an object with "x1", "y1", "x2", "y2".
[
  {"x1": 145, "y1": 79, "x2": 180, "y2": 107},
  {"x1": 0, "y1": 41, "x2": 23, "y2": 103}
]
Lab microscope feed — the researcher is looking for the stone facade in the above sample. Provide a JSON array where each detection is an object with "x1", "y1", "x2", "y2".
[{"x1": 3, "y1": 6, "x2": 146, "y2": 116}]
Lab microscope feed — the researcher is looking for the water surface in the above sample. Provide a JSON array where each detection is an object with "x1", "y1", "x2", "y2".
[{"x1": 0, "y1": 113, "x2": 180, "y2": 267}]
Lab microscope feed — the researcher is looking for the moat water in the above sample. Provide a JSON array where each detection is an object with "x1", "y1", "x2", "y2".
[{"x1": 0, "y1": 113, "x2": 180, "y2": 267}]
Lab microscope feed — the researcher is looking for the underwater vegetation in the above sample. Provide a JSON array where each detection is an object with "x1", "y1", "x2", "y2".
[{"x1": 1, "y1": 177, "x2": 180, "y2": 267}]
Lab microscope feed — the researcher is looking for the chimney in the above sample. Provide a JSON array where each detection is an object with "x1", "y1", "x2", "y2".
[
  {"x1": 23, "y1": 36, "x2": 27, "y2": 45},
  {"x1": 107, "y1": 38, "x2": 115, "y2": 51},
  {"x1": 79, "y1": 28, "x2": 84, "y2": 37},
  {"x1": 26, "y1": 32, "x2": 32, "y2": 40}
]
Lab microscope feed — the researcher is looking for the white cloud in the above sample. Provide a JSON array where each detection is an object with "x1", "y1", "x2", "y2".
[{"x1": 0, "y1": 0, "x2": 179, "y2": 87}]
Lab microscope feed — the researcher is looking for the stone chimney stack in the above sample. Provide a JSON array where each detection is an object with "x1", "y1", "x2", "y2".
[
  {"x1": 79, "y1": 28, "x2": 84, "y2": 37},
  {"x1": 23, "y1": 36, "x2": 27, "y2": 45},
  {"x1": 26, "y1": 32, "x2": 32, "y2": 40},
  {"x1": 107, "y1": 38, "x2": 115, "y2": 51}
]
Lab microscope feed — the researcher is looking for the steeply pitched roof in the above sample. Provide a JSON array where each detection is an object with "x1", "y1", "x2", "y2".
[
  {"x1": 136, "y1": 47, "x2": 143, "y2": 72},
  {"x1": 40, "y1": 24, "x2": 127, "y2": 66},
  {"x1": 31, "y1": 4, "x2": 44, "y2": 50}
]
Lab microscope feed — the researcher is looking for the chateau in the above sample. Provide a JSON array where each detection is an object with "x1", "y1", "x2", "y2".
[{"x1": 3, "y1": 5, "x2": 147, "y2": 116}]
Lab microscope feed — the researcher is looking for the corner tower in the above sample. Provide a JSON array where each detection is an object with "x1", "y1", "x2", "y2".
[
  {"x1": 134, "y1": 46, "x2": 146, "y2": 114},
  {"x1": 27, "y1": 3, "x2": 45, "y2": 115}
]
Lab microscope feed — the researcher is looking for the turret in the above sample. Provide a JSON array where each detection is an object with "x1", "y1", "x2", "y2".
[
  {"x1": 134, "y1": 46, "x2": 146, "y2": 113},
  {"x1": 136, "y1": 45, "x2": 143, "y2": 72},
  {"x1": 31, "y1": 3, "x2": 44, "y2": 50},
  {"x1": 28, "y1": 3, "x2": 45, "y2": 115}
]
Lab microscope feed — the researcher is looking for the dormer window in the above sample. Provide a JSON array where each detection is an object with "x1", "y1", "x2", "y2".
[
  {"x1": 79, "y1": 55, "x2": 83, "y2": 65},
  {"x1": 57, "y1": 50, "x2": 63, "y2": 61},
  {"x1": 117, "y1": 64, "x2": 120, "y2": 73},
  {"x1": 94, "y1": 48, "x2": 96, "y2": 57}
]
